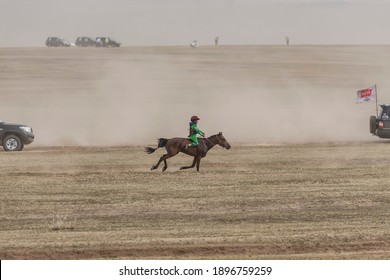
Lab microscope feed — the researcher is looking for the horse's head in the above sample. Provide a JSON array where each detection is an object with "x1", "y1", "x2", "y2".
[{"x1": 216, "y1": 132, "x2": 231, "y2": 150}]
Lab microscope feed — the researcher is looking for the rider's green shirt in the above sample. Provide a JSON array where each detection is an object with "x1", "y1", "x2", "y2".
[
  {"x1": 189, "y1": 122, "x2": 203, "y2": 137},
  {"x1": 189, "y1": 122, "x2": 203, "y2": 146}
]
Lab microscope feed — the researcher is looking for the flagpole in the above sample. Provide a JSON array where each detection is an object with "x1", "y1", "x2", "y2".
[{"x1": 375, "y1": 84, "x2": 378, "y2": 118}]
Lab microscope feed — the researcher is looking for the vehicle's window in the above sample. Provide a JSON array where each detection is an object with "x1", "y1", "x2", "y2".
[{"x1": 381, "y1": 107, "x2": 390, "y2": 119}]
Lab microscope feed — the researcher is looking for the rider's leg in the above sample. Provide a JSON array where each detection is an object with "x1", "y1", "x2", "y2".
[{"x1": 185, "y1": 135, "x2": 198, "y2": 149}]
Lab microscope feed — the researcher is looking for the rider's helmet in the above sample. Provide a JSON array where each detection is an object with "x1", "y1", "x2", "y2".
[{"x1": 191, "y1": 116, "x2": 200, "y2": 122}]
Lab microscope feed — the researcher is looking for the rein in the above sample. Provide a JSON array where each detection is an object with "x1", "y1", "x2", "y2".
[{"x1": 204, "y1": 135, "x2": 220, "y2": 146}]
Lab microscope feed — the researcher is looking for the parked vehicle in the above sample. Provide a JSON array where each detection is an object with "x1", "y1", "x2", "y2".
[
  {"x1": 370, "y1": 104, "x2": 390, "y2": 138},
  {"x1": 75, "y1": 37, "x2": 98, "y2": 47},
  {"x1": 190, "y1": 40, "x2": 199, "y2": 48},
  {"x1": 96, "y1": 37, "x2": 121, "y2": 47},
  {"x1": 0, "y1": 121, "x2": 34, "y2": 151},
  {"x1": 46, "y1": 37, "x2": 71, "y2": 47}
]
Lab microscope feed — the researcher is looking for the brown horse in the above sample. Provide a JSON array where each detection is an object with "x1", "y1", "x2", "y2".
[{"x1": 145, "y1": 132, "x2": 231, "y2": 172}]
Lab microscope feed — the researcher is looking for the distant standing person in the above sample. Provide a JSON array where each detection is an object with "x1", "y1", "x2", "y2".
[
  {"x1": 215, "y1": 36, "x2": 219, "y2": 46},
  {"x1": 285, "y1": 36, "x2": 290, "y2": 46}
]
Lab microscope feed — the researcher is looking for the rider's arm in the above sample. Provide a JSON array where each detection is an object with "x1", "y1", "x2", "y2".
[
  {"x1": 196, "y1": 126, "x2": 204, "y2": 136},
  {"x1": 191, "y1": 124, "x2": 204, "y2": 136},
  {"x1": 191, "y1": 124, "x2": 199, "y2": 133}
]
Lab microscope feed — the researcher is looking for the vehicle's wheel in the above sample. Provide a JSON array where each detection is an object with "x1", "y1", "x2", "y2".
[
  {"x1": 370, "y1": 116, "x2": 377, "y2": 134},
  {"x1": 3, "y1": 135, "x2": 22, "y2": 151}
]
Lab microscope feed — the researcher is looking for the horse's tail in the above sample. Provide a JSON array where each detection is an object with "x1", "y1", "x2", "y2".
[{"x1": 144, "y1": 138, "x2": 168, "y2": 154}]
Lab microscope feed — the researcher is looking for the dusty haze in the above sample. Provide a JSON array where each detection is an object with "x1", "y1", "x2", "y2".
[
  {"x1": 0, "y1": 45, "x2": 388, "y2": 146},
  {"x1": 1, "y1": 0, "x2": 390, "y2": 46}
]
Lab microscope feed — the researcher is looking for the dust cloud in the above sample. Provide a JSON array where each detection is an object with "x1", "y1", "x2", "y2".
[{"x1": 0, "y1": 45, "x2": 389, "y2": 146}]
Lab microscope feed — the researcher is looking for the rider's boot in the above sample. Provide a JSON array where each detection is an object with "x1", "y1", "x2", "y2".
[{"x1": 184, "y1": 143, "x2": 194, "y2": 151}]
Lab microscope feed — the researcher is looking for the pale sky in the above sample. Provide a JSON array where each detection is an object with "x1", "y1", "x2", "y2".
[{"x1": 0, "y1": 0, "x2": 390, "y2": 46}]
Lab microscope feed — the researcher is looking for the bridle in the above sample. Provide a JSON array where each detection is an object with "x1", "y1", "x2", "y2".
[{"x1": 204, "y1": 134, "x2": 221, "y2": 146}]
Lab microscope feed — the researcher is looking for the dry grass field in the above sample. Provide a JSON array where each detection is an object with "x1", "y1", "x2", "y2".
[
  {"x1": 1, "y1": 45, "x2": 390, "y2": 259},
  {"x1": 1, "y1": 143, "x2": 390, "y2": 259}
]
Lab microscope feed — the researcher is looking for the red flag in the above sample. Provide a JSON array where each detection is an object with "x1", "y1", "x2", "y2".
[{"x1": 356, "y1": 86, "x2": 376, "y2": 103}]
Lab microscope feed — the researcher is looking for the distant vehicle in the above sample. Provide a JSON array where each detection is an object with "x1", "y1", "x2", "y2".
[
  {"x1": 370, "y1": 104, "x2": 390, "y2": 138},
  {"x1": 46, "y1": 37, "x2": 71, "y2": 47},
  {"x1": 0, "y1": 121, "x2": 34, "y2": 151},
  {"x1": 190, "y1": 40, "x2": 198, "y2": 48},
  {"x1": 75, "y1": 37, "x2": 98, "y2": 47},
  {"x1": 96, "y1": 37, "x2": 121, "y2": 47}
]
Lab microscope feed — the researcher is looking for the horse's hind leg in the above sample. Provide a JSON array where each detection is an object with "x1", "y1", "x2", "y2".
[
  {"x1": 151, "y1": 155, "x2": 165, "y2": 170},
  {"x1": 160, "y1": 153, "x2": 178, "y2": 172},
  {"x1": 151, "y1": 153, "x2": 176, "y2": 172},
  {"x1": 162, "y1": 159, "x2": 168, "y2": 172},
  {"x1": 150, "y1": 143, "x2": 179, "y2": 171}
]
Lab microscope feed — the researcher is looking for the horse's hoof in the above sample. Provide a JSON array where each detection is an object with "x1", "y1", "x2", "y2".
[
  {"x1": 151, "y1": 166, "x2": 156, "y2": 170},
  {"x1": 179, "y1": 167, "x2": 184, "y2": 170},
  {"x1": 162, "y1": 167, "x2": 167, "y2": 172}
]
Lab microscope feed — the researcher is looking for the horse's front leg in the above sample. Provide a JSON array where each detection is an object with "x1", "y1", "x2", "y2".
[
  {"x1": 180, "y1": 156, "x2": 199, "y2": 170},
  {"x1": 196, "y1": 157, "x2": 201, "y2": 172}
]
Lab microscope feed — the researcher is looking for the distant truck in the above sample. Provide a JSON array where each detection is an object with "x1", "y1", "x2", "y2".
[
  {"x1": 75, "y1": 37, "x2": 98, "y2": 47},
  {"x1": 370, "y1": 104, "x2": 390, "y2": 138},
  {"x1": 0, "y1": 121, "x2": 34, "y2": 151},
  {"x1": 96, "y1": 37, "x2": 121, "y2": 47},
  {"x1": 46, "y1": 37, "x2": 71, "y2": 47}
]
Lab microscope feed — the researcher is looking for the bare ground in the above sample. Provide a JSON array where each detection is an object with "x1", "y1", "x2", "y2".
[{"x1": 1, "y1": 143, "x2": 390, "y2": 259}]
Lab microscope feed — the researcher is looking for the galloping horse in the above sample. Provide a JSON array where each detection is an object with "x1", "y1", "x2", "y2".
[{"x1": 145, "y1": 132, "x2": 231, "y2": 172}]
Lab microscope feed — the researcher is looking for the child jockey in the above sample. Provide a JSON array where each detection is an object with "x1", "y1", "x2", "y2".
[{"x1": 186, "y1": 115, "x2": 205, "y2": 150}]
